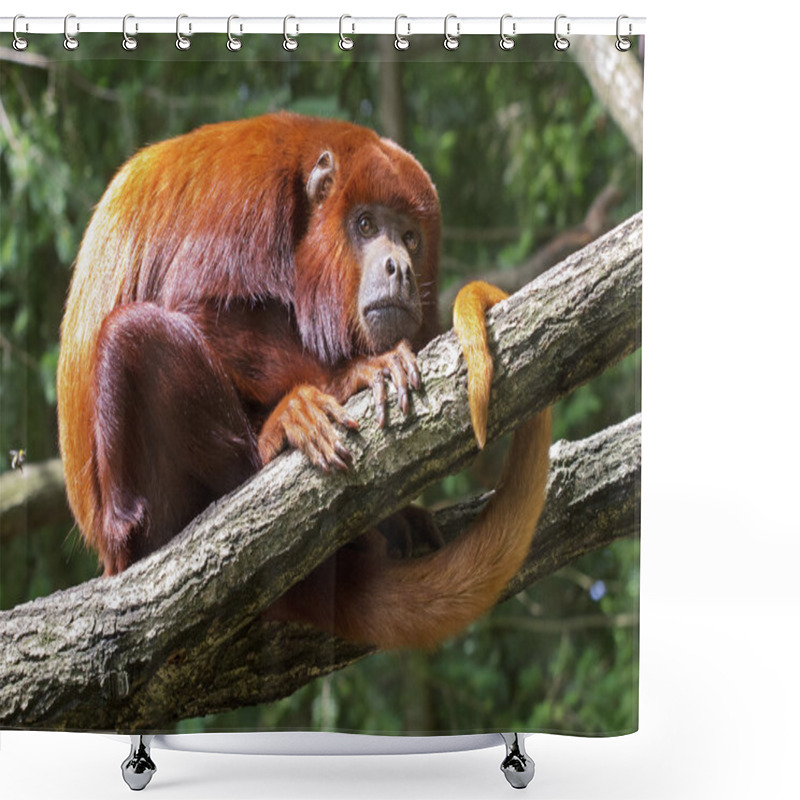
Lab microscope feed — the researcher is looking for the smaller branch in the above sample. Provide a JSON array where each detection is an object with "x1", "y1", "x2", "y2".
[
  {"x1": 0, "y1": 47, "x2": 217, "y2": 110},
  {"x1": 439, "y1": 184, "x2": 623, "y2": 314},
  {"x1": 490, "y1": 612, "x2": 638, "y2": 635},
  {"x1": 0, "y1": 46, "x2": 50, "y2": 69},
  {"x1": 0, "y1": 331, "x2": 40, "y2": 372},
  {"x1": 444, "y1": 226, "x2": 524, "y2": 243},
  {"x1": 0, "y1": 459, "x2": 73, "y2": 545}
]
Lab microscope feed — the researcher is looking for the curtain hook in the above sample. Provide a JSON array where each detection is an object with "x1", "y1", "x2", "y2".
[
  {"x1": 554, "y1": 14, "x2": 570, "y2": 51},
  {"x1": 176, "y1": 14, "x2": 191, "y2": 50},
  {"x1": 12, "y1": 15, "x2": 28, "y2": 51},
  {"x1": 283, "y1": 15, "x2": 298, "y2": 51},
  {"x1": 444, "y1": 14, "x2": 460, "y2": 51},
  {"x1": 227, "y1": 15, "x2": 242, "y2": 51},
  {"x1": 339, "y1": 15, "x2": 354, "y2": 50},
  {"x1": 499, "y1": 14, "x2": 515, "y2": 51},
  {"x1": 394, "y1": 15, "x2": 410, "y2": 51},
  {"x1": 122, "y1": 14, "x2": 138, "y2": 51},
  {"x1": 64, "y1": 13, "x2": 79, "y2": 51},
  {"x1": 616, "y1": 15, "x2": 632, "y2": 51}
]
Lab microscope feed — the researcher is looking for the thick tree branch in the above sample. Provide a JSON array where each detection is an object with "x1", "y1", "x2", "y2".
[{"x1": 0, "y1": 212, "x2": 641, "y2": 730}]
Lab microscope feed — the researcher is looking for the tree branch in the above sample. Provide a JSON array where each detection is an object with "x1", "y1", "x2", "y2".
[
  {"x1": 0, "y1": 212, "x2": 642, "y2": 730},
  {"x1": 571, "y1": 36, "x2": 644, "y2": 157},
  {"x1": 0, "y1": 459, "x2": 73, "y2": 545},
  {"x1": 439, "y1": 183, "x2": 623, "y2": 314}
]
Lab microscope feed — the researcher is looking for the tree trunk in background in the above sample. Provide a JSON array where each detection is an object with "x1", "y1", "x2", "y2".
[
  {"x1": 378, "y1": 36, "x2": 406, "y2": 144},
  {"x1": 571, "y1": 35, "x2": 644, "y2": 157}
]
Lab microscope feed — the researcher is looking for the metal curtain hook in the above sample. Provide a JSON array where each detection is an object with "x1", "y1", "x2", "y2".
[
  {"x1": 339, "y1": 15, "x2": 354, "y2": 50},
  {"x1": 227, "y1": 15, "x2": 242, "y2": 51},
  {"x1": 176, "y1": 14, "x2": 191, "y2": 50},
  {"x1": 554, "y1": 14, "x2": 570, "y2": 51},
  {"x1": 394, "y1": 15, "x2": 410, "y2": 51},
  {"x1": 499, "y1": 14, "x2": 515, "y2": 51},
  {"x1": 444, "y1": 14, "x2": 460, "y2": 50},
  {"x1": 122, "y1": 14, "x2": 138, "y2": 51},
  {"x1": 283, "y1": 15, "x2": 298, "y2": 51},
  {"x1": 12, "y1": 15, "x2": 28, "y2": 51},
  {"x1": 616, "y1": 15, "x2": 632, "y2": 51},
  {"x1": 64, "y1": 13, "x2": 79, "y2": 50}
]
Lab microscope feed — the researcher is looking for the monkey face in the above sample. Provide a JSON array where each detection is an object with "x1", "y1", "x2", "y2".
[
  {"x1": 351, "y1": 205, "x2": 425, "y2": 353},
  {"x1": 294, "y1": 144, "x2": 439, "y2": 365}
]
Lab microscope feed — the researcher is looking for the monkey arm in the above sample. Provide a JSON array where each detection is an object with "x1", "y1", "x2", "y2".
[
  {"x1": 193, "y1": 301, "x2": 424, "y2": 471},
  {"x1": 190, "y1": 300, "x2": 331, "y2": 409}
]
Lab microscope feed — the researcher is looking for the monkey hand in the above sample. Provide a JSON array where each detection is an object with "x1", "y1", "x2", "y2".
[
  {"x1": 329, "y1": 339, "x2": 421, "y2": 429},
  {"x1": 258, "y1": 385, "x2": 359, "y2": 472},
  {"x1": 453, "y1": 281, "x2": 510, "y2": 449}
]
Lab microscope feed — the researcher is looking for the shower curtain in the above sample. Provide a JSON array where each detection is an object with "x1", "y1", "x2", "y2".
[{"x1": 0, "y1": 25, "x2": 642, "y2": 741}]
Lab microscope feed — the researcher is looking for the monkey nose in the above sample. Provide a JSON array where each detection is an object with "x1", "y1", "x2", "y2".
[{"x1": 385, "y1": 257, "x2": 412, "y2": 285}]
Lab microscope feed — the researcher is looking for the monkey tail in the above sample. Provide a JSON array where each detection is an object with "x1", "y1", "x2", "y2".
[
  {"x1": 325, "y1": 281, "x2": 552, "y2": 649},
  {"x1": 453, "y1": 280, "x2": 511, "y2": 448}
]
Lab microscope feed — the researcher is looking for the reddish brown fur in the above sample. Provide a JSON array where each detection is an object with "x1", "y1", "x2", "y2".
[{"x1": 57, "y1": 112, "x2": 550, "y2": 649}]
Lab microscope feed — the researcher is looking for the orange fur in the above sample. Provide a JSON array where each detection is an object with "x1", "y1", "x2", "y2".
[
  {"x1": 453, "y1": 281, "x2": 511, "y2": 448},
  {"x1": 57, "y1": 112, "x2": 551, "y2": 649}
]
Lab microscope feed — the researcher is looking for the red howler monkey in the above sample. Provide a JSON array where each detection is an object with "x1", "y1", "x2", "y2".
[{"x1": 56, "y1": 112, "x2": 551, "y2": 650}]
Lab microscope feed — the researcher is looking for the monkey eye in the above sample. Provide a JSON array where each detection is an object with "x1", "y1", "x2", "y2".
[
  {"x1": 403, "y1": 231, "x2": 420, "y2": 253},
  {"x1": 357, "y1": 213, "x2": 378, "y2": 237}
]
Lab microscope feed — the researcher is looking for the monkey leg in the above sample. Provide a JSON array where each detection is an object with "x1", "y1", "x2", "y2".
[
  {"x1": 376, "y1": 506, "x2": 445, "y2": 558},
  {"x1": 91, "y1": 303, "x2": 261, "y2": 574}
]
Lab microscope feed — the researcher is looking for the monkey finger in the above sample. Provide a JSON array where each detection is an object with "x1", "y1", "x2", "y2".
[
  {"x1": 333, "y1": 439, "x2": 354, "y2": 467},
  {"x1": 305, "y1": 406, "x2": 353, "y2": 471},
  {"x1": 395, "y1": 341, "x2": 421, "y2": 390},
  {"x1": 285, "y1": 424, "x2": 329, "y2": 472},
  {"x1": 307, "y1": 408, "x2": 353, "y2": 467},
  {"x1": 383, "y1": 367, "x2": 409, "y2": 415},
  {"x1": 372, "y1": 372, "x2": 387, "y2": 427},
  {"x1": 316, "y1": 429, "x2": 352, "y2": 472},
  {"x1": 383, "y1": 357, "x2": 410, "y2": 415},
  {"x1": 319, "y1": 394, "x2": 360, "y2": 431},
  {"x1": 287, "y1": 416, "x2": 348, "y2": 472},
  {"x1": 315, "y1": 438, "x2": 351, "y2": 472}
]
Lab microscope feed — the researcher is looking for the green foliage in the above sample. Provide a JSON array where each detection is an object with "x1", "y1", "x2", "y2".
[{"x1": 1, "y1": 34, "x2": 641, "y2": 735}]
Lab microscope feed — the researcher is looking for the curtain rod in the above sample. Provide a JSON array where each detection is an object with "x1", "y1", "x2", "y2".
[{"x1": 1, "y1": 15, "x2": 646, "y2": 38}]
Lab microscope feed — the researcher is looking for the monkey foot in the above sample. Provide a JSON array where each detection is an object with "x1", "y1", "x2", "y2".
[{"x1": 377, "y1": 506, "x2": 445, "y2": 558}]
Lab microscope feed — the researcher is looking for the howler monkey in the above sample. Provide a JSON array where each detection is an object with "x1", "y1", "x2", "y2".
[{"x1": 57, "y1": 112, "x2": 551, "y2": 650}]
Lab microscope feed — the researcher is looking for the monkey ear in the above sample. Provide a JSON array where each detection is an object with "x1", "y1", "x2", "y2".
[{"x1": 306, "y1": 151, "x2": 336, "y2": 206}]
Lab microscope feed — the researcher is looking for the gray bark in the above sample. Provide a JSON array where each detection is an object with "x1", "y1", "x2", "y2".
[
  {"x1": 571, "y1": 35, "x2": 644, "y2": 157},
  {"x1": 0, "y1": 212, "x2": 642, "y2": 730}
]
